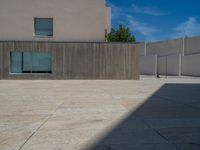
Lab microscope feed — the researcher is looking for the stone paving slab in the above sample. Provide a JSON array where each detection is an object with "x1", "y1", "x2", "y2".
[{"x1": 0, "y1": 79, "x2": 200, "y2": 150}]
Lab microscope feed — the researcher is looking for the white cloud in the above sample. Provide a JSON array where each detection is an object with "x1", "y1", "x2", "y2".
[
  {"x1": 172, "y1": 17, "x2": 200, "y2": 38},
  {"x1": 106, "y1": 1, "x2": 158, "y2": 35},
  {"x1": 131, "y1": 4, "x2": 168, "y2": 16},
  {"x1": 106, "y1": 1, "x2": 167, "y2": 19},
  {"x1": 126, "y1": 15, "x2": 158, "y2": 36}
]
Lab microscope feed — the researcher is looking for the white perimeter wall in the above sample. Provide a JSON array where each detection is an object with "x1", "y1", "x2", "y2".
[{"x1": 136, "y1": 36, "x2": 200, "y2": 77}]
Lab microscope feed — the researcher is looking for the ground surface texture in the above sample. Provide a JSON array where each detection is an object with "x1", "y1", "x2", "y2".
[{"x1": 1, "y1": 78, "x2": 200, "y2": 150}]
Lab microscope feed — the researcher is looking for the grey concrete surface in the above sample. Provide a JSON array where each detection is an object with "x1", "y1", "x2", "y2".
[
  {"x1": 158, "y1": 54, "x2": 181, "y2": 76},
  {"x1": 182, "y1": 54, "x2": 200, "y2": 76},
  {"x1": 185, "y1": 36, "x2": 200, "y2": 55},
  {"x1": 135, "y1": 43, "x2": 145, "y2": 57},
  {"x1": 0, "y1": 79, "x2": 200, "y2": 150},
  {"x1": 139, "y1": 55, "x2": 157, "y2": 75},
  {"x1": 146, "y1": 38, "x2": 184, "y2": 57}
]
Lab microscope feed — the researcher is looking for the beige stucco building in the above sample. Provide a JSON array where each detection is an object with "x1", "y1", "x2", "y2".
[{"x1": 0, "y1": 0, "x2": 111, "y2": 41}]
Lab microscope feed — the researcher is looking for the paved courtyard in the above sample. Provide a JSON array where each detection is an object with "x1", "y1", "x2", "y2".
[{"x1": 0, "y1": 78, "x2": 200, "y2": 150}]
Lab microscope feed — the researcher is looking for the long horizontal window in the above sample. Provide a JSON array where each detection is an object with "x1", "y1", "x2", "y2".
[{"x1": 10, "y1": 52, "x2": 52, "y2": 74}]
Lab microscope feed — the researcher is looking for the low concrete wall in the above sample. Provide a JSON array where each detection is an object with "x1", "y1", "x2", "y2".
[
  {"x1": 182, "y1": 54, "x2": 200, "y2": 76},
  {"x1": 158, "y1": 54, "x2": 181, "y2": 76},
  {"x1": 0, "y1": 41, "x2": 139, "y2": 80},
  {"x1": 139, "y1": 55, "x2": 157, "y2": 75}
]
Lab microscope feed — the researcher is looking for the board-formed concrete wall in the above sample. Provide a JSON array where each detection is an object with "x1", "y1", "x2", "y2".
[
  {"x1": 139, "y1": 55, "x2": 157, "y2": 75},
  {"x1": 0, "y1": 41, "x2": 139, "y2": 80},
  {"x1": 135, "y1": 43, "x2": 145, "y2": 57},
  {"x1": 182, "y1": 54, "x2": 200, "y2": 76},
  {"x1": 157, "y1": 54, "x2": 181, "y2": 76}
]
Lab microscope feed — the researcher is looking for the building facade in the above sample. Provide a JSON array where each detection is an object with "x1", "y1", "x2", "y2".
[
  {"x1": 0, "y1": 0, "x2": 139, "y2": 80},
  {"x1": 0, "y1": 0, "x2": 111, "y2": 42}
]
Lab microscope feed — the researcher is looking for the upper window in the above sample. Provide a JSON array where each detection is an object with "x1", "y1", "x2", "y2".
[{"x1": 34, "y1": 18, "x2": 53, "y2": 37}]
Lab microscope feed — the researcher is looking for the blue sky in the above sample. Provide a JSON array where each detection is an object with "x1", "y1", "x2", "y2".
[{"x1": 106, "y1": 0, "x2": 200, "y2": 42}]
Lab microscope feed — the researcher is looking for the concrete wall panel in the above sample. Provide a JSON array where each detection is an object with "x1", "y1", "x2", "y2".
[
  {"x1": 182, "y1": 54, "x2": 200, "y2": 76},
  {"x1": 135, "y1": 43, "x2": 145, "y2": 57},
  {"x1": 139, "y1": 55, "x2": 157, "y2": 75},
  {"x1": 158, "y1": 54, "x2": 181, "y2": 76},
  {"x1": 185, "y1": 36, "x2": 200, "y2": 55}
]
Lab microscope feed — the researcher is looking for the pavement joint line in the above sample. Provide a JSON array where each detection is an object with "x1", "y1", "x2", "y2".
[
  {"x1": 154, "y1": 130, "x2": 181, "y2": 150},
  {"x1": 136, "y1": 94, "x2": 200, "y2": 150},
  {"x1": 135, "y1": 116, "x2": 181, "y2": 150},
  {"x1": 17, "y1": 101, "x2": 65, "y2": 150}
]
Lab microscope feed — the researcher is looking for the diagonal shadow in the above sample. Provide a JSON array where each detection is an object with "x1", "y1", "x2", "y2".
[{"x1": 85, "y1": 84, "x2": 200, "y2": 150}]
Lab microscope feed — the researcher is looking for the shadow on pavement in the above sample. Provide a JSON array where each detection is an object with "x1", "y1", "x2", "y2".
[{"x1": 86, "y1": 84, "x2": 200, "y2": 150}]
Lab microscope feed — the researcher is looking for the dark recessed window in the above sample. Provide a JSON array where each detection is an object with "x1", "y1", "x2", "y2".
[
  {"x1": 10, "y1": 52, "x2": 52, "y2": 74},
  {"x1": 34, "y1": 18, "x2": 53, "y2": 37}
]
